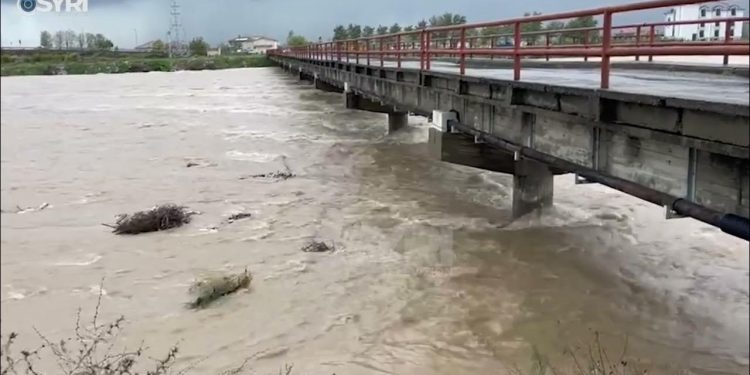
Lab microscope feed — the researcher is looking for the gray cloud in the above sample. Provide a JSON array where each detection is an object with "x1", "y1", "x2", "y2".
[{"x1": 2, "y1": 0, "x2": 748, "y2": 48}]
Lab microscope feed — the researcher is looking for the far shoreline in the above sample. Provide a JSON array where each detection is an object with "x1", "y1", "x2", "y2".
[{"x1": 1, "y1": 52, "x2": 274, "y2": 77}]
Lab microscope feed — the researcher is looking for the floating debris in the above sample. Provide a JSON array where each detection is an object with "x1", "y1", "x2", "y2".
[
  {"x1": 241, "y1": 171, "x2": 295, "y2": 180},
  {"x1": 240, "y1": 155, "x2": 295, "y2": 181},
  {"x1": 301, "y1": 240, "x2": 335, "y2": 253},
  {"x1": 226, "y1": 212, "x2": 253, "y2": 223},
  {"x1": 2, "y1": 202, "x2": 50, "y2": 214},
  {"x1": 105, "y1": 204, "x2": 195, "y2": 235},
  {"x1": 188, "y1": 268, "x2": 252, "y2": 308},
  {"x1": 186, "y1": 161, "x2": 200, "y2": 168}
]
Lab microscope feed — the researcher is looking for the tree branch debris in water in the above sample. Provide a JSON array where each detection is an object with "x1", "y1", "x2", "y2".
[
  {"x1": 104, "y1": 204, "x2": 196, "y2": 235},
  {"x1": 188, "y1": 269, "x2": 252, "y2": 309},
  {"x1": 240, "y1": 156, "x2": 295, "y2": 181},
  {"x1": 301, "y1": 240, "x2": 335, "y2": 253}
]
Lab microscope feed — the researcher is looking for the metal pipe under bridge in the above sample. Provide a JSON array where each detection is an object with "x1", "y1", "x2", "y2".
[{"x1": 269, "y1": 0, "x2": 750, "y2": 240}]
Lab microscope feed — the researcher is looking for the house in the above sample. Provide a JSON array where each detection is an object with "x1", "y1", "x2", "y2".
[
  {"x1": 207, "y1": 48, "x2": 221, "y2": 57},
  {"x1": 134, "y1": 40, "x2": 162, "y2": 52},
  {"x1": 228, "y1": 35, "x2": 279, "y2": 54},
  {"x1": 664, "y1": 1, "x2": 745, "y2": 41}
]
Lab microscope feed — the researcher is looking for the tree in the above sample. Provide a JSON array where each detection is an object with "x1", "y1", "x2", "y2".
[
  {"x1": 40, "y1": 31, "x2": 52, "y2": 49},
  {"x1": 333, "y1": 25, "x2": 347, "y2": 41},
  {"x1": 77, "y1": 32, "x2": 86, "y2": 49},
  {"x1": 346, "y1": 24, "x2": 362, "y2": 39},
  {"x1": 417, "y1": 19, "x2": 428, "y2": 29},
  {"x1": 428, "y1": 13, "x2": 467, "y2": 41},
  {"x1": 93, "y1": 34, "x2": 113, "y2": 50},
  {"x1": 286, "y1": 31, "x2": 308, "y2": 47},
  {"x1": 85, "y1": 33, "x2": 96, "y2": 49},
  {"x1": 389, "y1": 23, "x2": 402, "y2": 34},
  {"x1": 565, "y1": 16, "x2": 598, "y2": 44},
  {"x1": 53, "y1": 31, "x2": 64, "y2": 49},
  {"x1": 363, "y1": 26, "x2": 374, "y2": 37},
  {"x1": 544, "y1": 21, "x2": 566, "y2": 31},
  {"x1": 521, "y1": 11, "x2": 543, "y2": 45},
  {"x1": 480, "y1": 26, "x2": 512, "y2": 46},
  {"x1": 188, "y1": 37, "x2": 208, "y2": 56},
  {"x1": 376, "y1": 25, "x2": 388, "y2": 35},
  {"x1": 63, "y1": 29, "x2": 76, "y2": 49},
  {"x1": 402, "y1": 25, "x2": 417, "y2": 44}
]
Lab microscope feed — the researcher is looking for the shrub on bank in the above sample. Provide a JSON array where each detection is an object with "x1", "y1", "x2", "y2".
[{"x1": 0, "y1": 55, "x2": 273, "y2": 76}]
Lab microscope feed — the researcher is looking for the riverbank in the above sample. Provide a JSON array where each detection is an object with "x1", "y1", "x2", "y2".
[{"x1": 0, "y1": 54, "x2": 273, "y2": 76}]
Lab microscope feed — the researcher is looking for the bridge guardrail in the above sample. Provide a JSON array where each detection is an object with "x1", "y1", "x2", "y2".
[{"x1": 269, "y1": 0, "x2": 750, "y2": 89}]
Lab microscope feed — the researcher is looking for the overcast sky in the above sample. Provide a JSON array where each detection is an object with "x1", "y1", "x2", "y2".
[{"x1": 1, "y1": 0, "x2": 748, "y2": 48}]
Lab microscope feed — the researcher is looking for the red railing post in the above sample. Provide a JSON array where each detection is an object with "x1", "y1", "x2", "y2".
[
  {"x1": 545, "y1": 32, "x2": 550, "y2": 61},
  {"x1": 635, "y1": 26, "x2": 641, "y2": 61},
  {"x1": 345, "y1": 41, "x2": 350, "y2": 63},
  {"x1": 513, "y1": 21, "x2": 521, "y2": 81},
  {"x1": 420, "y1": 30, "x2": 425, "y2": 71},
  {"x1": 337, "y1": 41, "x2": 341, "y2": 62},
  {"x1": 396, "y1": 34, "x2": 402, "y2": 68},
  {"x1": 379, "y1": 37, "x2": 384, "y2": 67},
  {"x1": 366, "y1": 39, "x2": 370, "y2": 66},
  {"x1": 723, "y1": 20, "x2": 733, "y2": 65},
  {"x1": 460, "y1": 27, "x2": 466, "y2": 75},
  {"x1": 490, "y1": 37, "x2": 495, "y2": 60},
  {"x1": 584, "y1": 29, "x2": 589, "y2": 62},
  {"x1": 648, "y1": 24, "x2": 655, "y2": 62},
  {"x1": 356, "y1": 41, "x2": 360, "y2": 65},
  {"x1": 601, "y1": 10, "x2": 613, "y2": 89},
  {"x1": 426, "y1": 31, "x2": 432, "y2": 71}
]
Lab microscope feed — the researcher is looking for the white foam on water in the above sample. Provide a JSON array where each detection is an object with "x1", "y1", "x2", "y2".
[
  {"x1": 225, "y1": 150, "x2": 280, "y2": 162},
  {"x1": 53, "y1": 253, "x2": 103, "y2": 267}
]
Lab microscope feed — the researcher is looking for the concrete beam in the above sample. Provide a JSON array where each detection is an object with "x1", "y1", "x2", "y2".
[
  {"x1": 345, "y1": 92, "x2": 396, "y2": 114},
  {"x1": 315, "y1": 78, "x2": 343, "y2": 93},
  {"x1": 428, "y1": 127, "x2": 516, "y2": 174}
]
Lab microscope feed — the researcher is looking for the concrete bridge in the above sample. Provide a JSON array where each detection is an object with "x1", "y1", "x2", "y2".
[{"x1": 269, "y1": 0, "x2": 750, "y2": 240}]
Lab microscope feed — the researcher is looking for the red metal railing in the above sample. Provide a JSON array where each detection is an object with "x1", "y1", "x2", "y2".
[{"x1": 269, "y1": 0, "x2": 750, "y2": 89}]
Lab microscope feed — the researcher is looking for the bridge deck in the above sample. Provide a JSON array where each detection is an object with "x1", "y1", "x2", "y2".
[{"x1": 375, "y1": 61, "x2": 750, "y2": 105}]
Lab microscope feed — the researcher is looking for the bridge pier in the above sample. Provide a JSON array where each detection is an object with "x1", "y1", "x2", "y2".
[
  {"x1": 512, "y1": 157, "x2": 554, "y2": 218},
  {"x1": 429, "y1": 110, "x2": 554, "y2": 218},
  {"x1": 388, "y1": 112, "x2": 408, "y2": 133}
]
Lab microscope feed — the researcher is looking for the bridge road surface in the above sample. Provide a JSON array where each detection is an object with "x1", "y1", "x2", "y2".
[{"x1": 360, "y1": 60, "x2": 750, "y2": 105}]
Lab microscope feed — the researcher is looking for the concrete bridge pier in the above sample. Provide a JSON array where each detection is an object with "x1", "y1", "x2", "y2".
[
  {"x1": 387, "y1": 113, "x2": 408, "y2": 133},
  {"x1": 512, "y1": 157, "x2": 554, "y2": 218},
  {"x1": 428, "y1": 110, "x2": 554, "y2": 218}
]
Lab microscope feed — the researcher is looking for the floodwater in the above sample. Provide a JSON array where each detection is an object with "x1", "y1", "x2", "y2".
[{"x1": 1, "y1": 68, "x2": 748, "y2": 374}]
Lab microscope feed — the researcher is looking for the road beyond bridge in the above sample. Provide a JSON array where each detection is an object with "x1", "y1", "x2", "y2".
[{"x1": 269, "y1": 0, "x2": 750, "y2": 240}]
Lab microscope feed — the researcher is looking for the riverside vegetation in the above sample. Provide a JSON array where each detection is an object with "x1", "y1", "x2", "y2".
[{"x1": 0, "y1": 51, "x2": 273, "y2": 77}]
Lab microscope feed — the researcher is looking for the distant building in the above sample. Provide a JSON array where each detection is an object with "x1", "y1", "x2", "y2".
[
  {"x1": 664, "y1": 2, "x2": 745, "y2": 41},
  {"x1": 207, "y1": 48, "x2": 221, "y2": 57},
  {"x1": 228, "y1": 35, "x2": 279, "y2": 54}
]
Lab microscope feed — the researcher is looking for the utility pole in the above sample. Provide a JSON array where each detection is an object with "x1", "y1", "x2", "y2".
[{"x1": 168, "y1": 0, "x2": 184, "y2": 56}]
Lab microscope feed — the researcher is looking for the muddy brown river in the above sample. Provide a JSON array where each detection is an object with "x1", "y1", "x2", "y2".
[{"x1": 1, "y1": 68, "x2": 748, "y2": 374}]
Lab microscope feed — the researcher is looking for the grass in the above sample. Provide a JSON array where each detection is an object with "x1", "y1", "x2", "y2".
[{"x1": 0, "y1": 54, "x2": 274, "y2": 76}]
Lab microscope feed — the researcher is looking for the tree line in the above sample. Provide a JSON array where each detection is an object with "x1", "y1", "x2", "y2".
[
  {"x1": 39, "y1": 30, "x2": 114, "y2": 50},
  {"x1": 327, "y1": 12, "x2": 598, "y2": 45}
]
